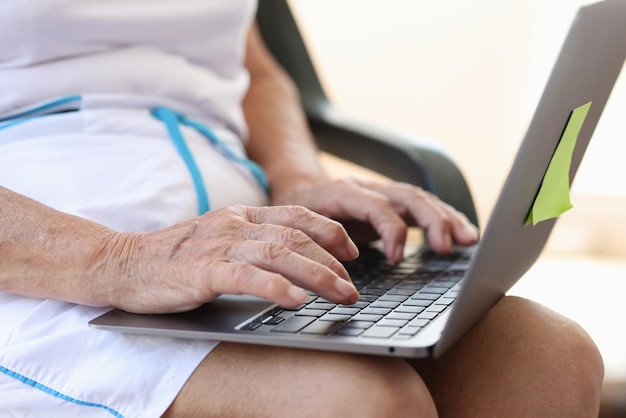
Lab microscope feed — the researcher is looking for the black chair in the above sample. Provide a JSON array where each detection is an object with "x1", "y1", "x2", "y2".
[{"x1": 256, "y1": 1, "x2": 479, "y2": 228}]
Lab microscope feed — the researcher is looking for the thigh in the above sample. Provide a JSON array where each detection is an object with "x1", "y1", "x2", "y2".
[
  {"x1": 409, "y1": 296, "x2": 604, "y2": 417},
  {"x1": 163, "y1": 343, "x2": 437, "y2": 418}
]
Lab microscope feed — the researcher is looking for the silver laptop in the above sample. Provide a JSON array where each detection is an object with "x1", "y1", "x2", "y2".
[{"x1": 90, "y1": 0, "x2": 625, "y2": 358}]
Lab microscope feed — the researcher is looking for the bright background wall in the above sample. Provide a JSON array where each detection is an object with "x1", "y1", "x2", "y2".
[
  {"x1": 290, "y1": 0, "x2": 626, "y2": 257},
  {"x1": 289, "y1": 0, "x2": 626, "y2": 388}
]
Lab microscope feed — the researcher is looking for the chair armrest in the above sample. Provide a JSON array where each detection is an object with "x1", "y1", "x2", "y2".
[{"x1": 309, "y1": 107, "x2": 479, "y2": 227}]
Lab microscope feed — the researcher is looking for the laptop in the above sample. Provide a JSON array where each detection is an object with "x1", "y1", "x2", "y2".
[{"x1": 90, "y1": 0, "x2": 625, "y2": 358}]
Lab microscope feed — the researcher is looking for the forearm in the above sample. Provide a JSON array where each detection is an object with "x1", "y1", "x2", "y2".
[
  {"x1": 0, "y1": 186, "x2": 121, "y2": 306},
  {"x1": 242, "y1": 25, "x2": 328, "y2": 203}
]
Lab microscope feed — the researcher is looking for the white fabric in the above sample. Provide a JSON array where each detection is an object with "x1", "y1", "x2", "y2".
[
  {"x1": 0, "y1": 0, "x2": 255, "y2": 139},
  {"x1": 0, "y1": 109, "x2": 268, "y2": 231},
  {"x1": 0, "y1": 1, "x2": 265, "y2": 416}
]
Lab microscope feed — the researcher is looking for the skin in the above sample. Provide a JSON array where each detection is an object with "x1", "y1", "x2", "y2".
[
  {"x1": 0, "y1": 23, "x2": 603, "y2": 418},
  {"x1": 0, "y1": 25, "x2": 478, "y2": 315}
]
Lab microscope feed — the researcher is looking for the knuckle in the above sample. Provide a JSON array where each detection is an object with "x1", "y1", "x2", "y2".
[
  {"x1": 279, "y1": 227, "x2": 310, "y2": 247},
  {"x1": 284, "y1": 204, "x2": 315, "y2": 221},
  {"x1": 228, "y1": 261, "x2": 252, "y2": 284},
  {"x1": 325, "y1": 221, "x2": 349, "y2": 242},
  {"x1": 258, "y1": 241, "x2": 289, "y2": 263}
]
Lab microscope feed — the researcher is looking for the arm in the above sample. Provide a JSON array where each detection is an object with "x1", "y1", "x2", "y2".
[
  {"x1": 0, "y1": 186, "x2": 116, "y2": 306},
  {"x1": 0, "y1": 185, "x2": 360, "y2": 312},
  {"x1": 242, "y1": 25, "x2": 478, "y2": 262},
  {"x1": 242, "y1": 23, "x2": 327, "y2": 199}
]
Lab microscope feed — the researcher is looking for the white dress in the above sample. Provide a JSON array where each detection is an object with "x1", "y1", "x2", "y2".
[{"x1": 0, "y1": 1, "x2": 267, "y2": 416}]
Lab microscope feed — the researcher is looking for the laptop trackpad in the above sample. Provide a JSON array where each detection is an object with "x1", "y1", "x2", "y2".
[{"x1": 90, "y1": 295, "x2": 273, "y2": 335}]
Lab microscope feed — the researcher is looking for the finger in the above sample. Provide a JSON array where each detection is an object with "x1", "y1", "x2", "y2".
[
  {"x1": 208, "y1": 261, "x2": 310, "y2": 308},
  {"x1": 313, "y1": 181, "x2": 408, "y2": 262},
  {"x1": 437, "y1": 202, "x2": 479, "y2": 245},
  {"x1": 240, "y1": 221, "x2": 352, "y2": 281},
  {"x1": 243, "y1": 205, "x2": 359, "y2": 261},
  {"x1": 362, "y1": 181, "x2": 477, "y2": 253},
  {"x1": 220, "y1": 241, "x2": 359, "y2": 305}
]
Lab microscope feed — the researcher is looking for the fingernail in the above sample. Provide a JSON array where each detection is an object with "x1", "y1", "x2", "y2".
[
  {"x1": 335, "y1": 278, "x2": 358, "y2": 299},
  {"x1": 347, "y1": 240, "x2": 359, "y2": 259},
  {"x1": 443, "y1": 233, "x2": 453, "y2": 252},
  {"x1": 393, "y1": 244, "x2": 404, "y2": 262},
  {"x1": 288, "y1": 286, "x2": 309, "y2": 304},
  {"x1": 465, "y1": 225, "x2": 479, "y2": 241}
]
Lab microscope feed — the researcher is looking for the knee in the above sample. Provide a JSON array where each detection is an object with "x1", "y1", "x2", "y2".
[
  {"x1": 319, "y1": 354, "x2": 438, "y2": 418},
  {"x1": 491, "y1": 296, "x2": 604, "y2": 411},
  {"x1": 496, "y1": 296, "x2": 603, "y2": 376}
]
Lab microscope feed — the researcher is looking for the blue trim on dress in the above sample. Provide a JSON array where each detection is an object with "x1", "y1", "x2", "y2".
[
  {"x1": 0, "y1": 95, "x2": 82, "y2": 130},
  {"x1": 0, "y1": 365, "x2": 125, "y2": 418},
  {"x1": 151, "y1": 106, "x2": 269, "y2": 215},
  {"x1": 151, "y1": 107, "x2": 211, "y2": 214},
  {"x1": 0, "y1": 95, "x2": 269, "y2": 217},
  {"x1": 179, "y1": 114, "x2": 269, "y2": 193}
]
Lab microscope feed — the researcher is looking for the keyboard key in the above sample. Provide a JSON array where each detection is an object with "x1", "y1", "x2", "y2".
[
  {"x1": 386, "y1": 312, "x2": 417, "y2": 321},
  {"x1": 403, "y1": 299, "x2": 432, "y2": 307},
  {"x1": 369, "y1": 301, "x2": 400, "y2": 309},
  {"x1": 295, "y1": 309, "x2": 327, "y2": 317},
  {"x1": 308, "y1": 302, "x2": 336, "y2": 311},
  {"x1": 281, "y1": 303, "x2": 308, "y2": 311},
  {"x1": 394, "y1": 305, "x2": 425, "y2": 314},
  {"x1": 320, "y1": 314, "x2": 352, "y2": 322},
  {"x1": 270, "y1": 316, "x2": 315, "y2": 333},
  {"x1": 361, "y1": 307, "x2": 392, "y2": 316},
  {"x1": 420, "y1": 286, "x2": 449, "y2": 295},
  {"x1": 408, "y1": 318, "x2": 431, "y2": 327},
  {"x1": 436, "y1": 297, "x2": 455, "y2": 306},
  {"x1": 426, "y1": 304, "x2": 448, "y2": 313},
  {"x1": 432, "y1": 280, "x2": 456, "y2": 288},
  {"x1": 378, "y1": 295, "x2": 409, "y2": 303},
  {"x1": 342, "y1": 320, "x2": 374, "y2": 329},
  {"x1": 333, "y1": 327, "x2": 365, "y2": 337},
  {"x1": 360, "y1": 288, "x2": 386, "y2": 296},
  {"x1": 341, "y1": 301, "x2": 369, "y2": 309},
  {"x1": 411, "y1": 293, "x2": 440, "y2": 301},
  {"x1": 330, "y1": 307, "x2": 360, "y2": 316},
  {"x1": 378, "y1": 319, "x2": 409, "y2": 327},
  {"x1": 264, "y1": 316, "x2": 285, "y2": 325},
  {"x1": 398, "y1": 326, "x2": 422, "y2": 337},
  {"x1": 352, "y1": 313, "x2": 383, "y2": 322},
  {"x1": 416, "y1": 311, "x2": 438, "y2": 320},
  {"x1": 362, "y1": 326, "x2": 400, "y2": 339},
  {"x1": 394, "y1": 282, "x2": 426, "y2": 290},
  {"x1": 265, "y1": 307, "x2": 283, "y2": 316},
  {"x1": 241, "y1": 322, "x2": 262, "y2": 331},
  {"x1": 251, "y1": 315, "x2": 272, "y2": 324},
  {"x1": 386, "y1": 288, "x2": 416, "y2": 296},
  {"x1": 301, "y1": 320, "x2": 344, "y2": 335}
]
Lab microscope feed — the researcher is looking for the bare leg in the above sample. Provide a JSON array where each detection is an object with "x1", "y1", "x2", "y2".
[
  {"x1": 163, "y1": 343, "x2": 437, "y2": 418},
  {"x1": 411, "y1": 296, "x2": 604, "y2": 417},
  {"x1": 164, "y1": 296, "x2": 602, "y2": 417}
]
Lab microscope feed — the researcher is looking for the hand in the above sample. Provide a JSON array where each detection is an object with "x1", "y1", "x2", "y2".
[
  {"x1": 99, "y1": 205, "x2": 360, "y2": 314},
  {"x1": 272, "y1": 178, "x2": 479, "y2": 263}
]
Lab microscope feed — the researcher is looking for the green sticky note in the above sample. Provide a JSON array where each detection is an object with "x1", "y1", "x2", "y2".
[{"x1": 526, "y1": 101, "x2": 592, "y2": 226}]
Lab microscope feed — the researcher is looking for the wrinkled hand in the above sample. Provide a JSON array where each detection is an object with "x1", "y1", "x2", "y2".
[
  {"x1": 101, "y1": 205, "x2": 360, "y2": 314},
  {"x1": 272, "y1": 178, "x2": 479, "y2": 262}
]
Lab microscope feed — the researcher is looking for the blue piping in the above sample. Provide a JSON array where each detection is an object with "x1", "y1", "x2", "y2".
[
  {"x1": 0, "y1": 95, "x2": 82, "y2": 130},
  {"x1": 151, "y1": 107, "x2": 211, "y2": 215},
  {"x1": 0, "y1": 365, "x2": 125, "y2": 418}
]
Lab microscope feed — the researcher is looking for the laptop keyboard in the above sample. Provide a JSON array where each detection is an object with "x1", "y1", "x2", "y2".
[{"x1": 239, "y1": 246, "x2": 471, "y2": 340}]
